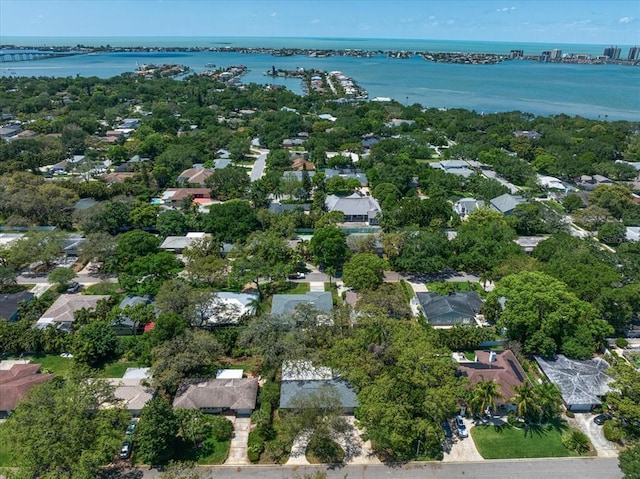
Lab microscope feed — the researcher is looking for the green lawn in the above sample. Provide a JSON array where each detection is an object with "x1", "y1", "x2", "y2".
[
  {"x1": 27, "y1": 353, "x2": 74, "y2": 376},
  {"x1": 324, "y1": 283, "x2": 341, "y2": 305},
  {"x1": 471, "y1": 419, "x2": 582, "y2": 459},
  {"x1": 83, "y1": 282, "x2": 122, "y2": 296},
  {"x1": 173, "y1": 434, "x2": 230, "y2": 465},
  {"x1": 426, "y1": 281, "x2": 485, "y2": 296},
  {"x1": 98, "y1": 360, "x2": 141, "y2": 378},
  {"x1": 283, "y1": 281, "x2": 311, "y2": 295}
]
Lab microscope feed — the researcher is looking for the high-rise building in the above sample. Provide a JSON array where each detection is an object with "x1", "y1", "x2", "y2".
[
  {"x1": 629, "y1": 46, "x2": 640, "y2": 61},
  {"x1": 540, "y1": 51, "x2": 551, "y2": 62},
  {"x1": 509, "y1": 49, "x2": 524, "y2": 59},
  {"x1": 603, "y1": 46, "x2": 621, "y2": 60},
  {"x1": 550, "y1": 49, "x2": 562, "y2": 60}
]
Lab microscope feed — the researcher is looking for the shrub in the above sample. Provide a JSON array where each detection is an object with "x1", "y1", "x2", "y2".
[
  {"x1": 210, "y1": 416, "x2": 233, "y2": 441},
  {"x1": 616, "y1": 338, "x2": 629, "y2": 348},
  {"x1": 247, "y1": 428, "x2": 265, "y2": 462},
  {"x1": 565, "y1": 410, "x2": 575, "y2": 418},
  {"x1": 562, "y1": 430, "x2": 591, "y2": 454},
  {"x1": 603, "y1": 420, "x2": 623, "y2": 443},
  {"x1": 260, "y1": 381, "x2": 280, "y2": 409}
]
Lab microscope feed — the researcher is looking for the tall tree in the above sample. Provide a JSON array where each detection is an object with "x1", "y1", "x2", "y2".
[
  {"x1": 136, "y1": 397, "x2": 179, "y2": 466},
  {"x1": 1, "y1": 373, "x2": 129, "y2": 479}
]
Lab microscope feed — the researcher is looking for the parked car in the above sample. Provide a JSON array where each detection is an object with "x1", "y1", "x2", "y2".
[
  {"x1": 593, "y1": 413, "x2": 613, "y2": 425},
  {"x1": 119, "y1": 440, "x2": 132, "y2": 459},
  {"x1": 442, "y1": 420, "x2": 453, "y2": 438},
  {"x1": 288, "y1": 272, "x2": 305, "y2": 279},
  {"x1": 66, "y1": 281, "x2": 81, "y2": 294},
  {"x1": 455, "y1": 415, "x2": 468, "y2": 438},
  {"x1": 126, "y1": 418, "x2": 139, "y2": 436}
]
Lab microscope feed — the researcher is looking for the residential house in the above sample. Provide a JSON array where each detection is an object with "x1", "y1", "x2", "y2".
[
  {"x1": 177, "y1": 167, "x2": 215, "y2": 187},
  {"x1": 435, "y1": 160, "x2": 482, "y2": 178},
  {"x1": 489, "y1": 193, "x2": 526, "y2": 215},
  {"x1": 0, "y1": 363, "x2": 54, "y2": 416},
  {"x1": 324, "y1": 168, "x2": 368, "y2": 187},
  {"x1": 454, "y1": 198, "x2": 485, "y2": 217},
  {"x1": 159, "y1": 232, "x2": 209, "y2": 253},
  {"x1": 416, "y1": 292, "x2": 483, "y2": 328},
  {"x1": 102, "y1": 172, "x2": 136, "y2": 183},
  {"x1": 0, "y1": 292, "x2": 34, "y2": 321},
  {"x1": 456, "y1": 350, "x2": 527, "y2": 414},
  {"x1": 268, "y1": 203, "x2": 311, "y2": 214},
  {"x1": 160, "y1": 188, "x2": 211, "y2": 207},
  {"x1": 514, "y1": 130, "x2": 542, "y2": 141},
  {"x1": 626, "y1": 227, "x2": 640, "y2": 241},
  {"x1": 578, "y1": 175, "x2": 613, "y2": 191},
  {"x1": 535, "y1": 355, "x2": 614, "y2": 412},
  {"x1": 271, "y1": 291, "x2": 333, "y2": 317},
  {"x1": 280, "y1": 360, "x2": 358, "y2": 414},
  {"x1": 0, "y1": 233, "x2": 25, "y2": 248},
  {"x1": 514, "y1": 236, "x2": 548, "y2": 253},
  {"x1": 0, "y1": 124, "x2": 21, "y2": 140},
  {"x1": 113, "y1": 295, "x2": 154, "y2": 335},
  {"x1": 384, "y1": 119, "x2": 415, "y2": 128},
  {"x1": 106, "y1": 377, "x2": 154, "y2": 416},
  {"x1": 33, "y1": 294, "x2": 110, "y2": 331},
  {"x1": 537, "y1": 174, "x2": 567, "y2": 191},
  {"x1": 197, "y1": 292, "x2": 258, "y2": 326},
  {"x1": 291, "y1": 157, "x2": 315, "y2": 171},
  {"x1": 173, "y1": 378, "x2": 258, "y2": 416},
  {"x1": 325, "y1": 192, "x2": 382, "y2": 225}
]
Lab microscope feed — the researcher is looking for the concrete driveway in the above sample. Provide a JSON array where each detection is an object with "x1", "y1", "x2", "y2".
[
  {"x1": 442, "y1": 417, "x2": 483, "y2": 462},
  {"x1": 573, "y1": 413, "x2": 618, "y2": 458},
  {"x1": 225, "y1": 417, "x2": 251, "y2": 465}
]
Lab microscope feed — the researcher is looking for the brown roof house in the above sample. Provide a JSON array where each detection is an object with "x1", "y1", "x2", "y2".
[
  {"x1": 106, "y1": 378, "x2": 154, "y2": 416},
  {"x1": 456, "y1": 350, "x2": 527, "y2": 414},
  {"x1": 178, "y1": 167, "x2": 215, "y2": 187},
  {"x1": 0, "y1": 363, "x2": 53, "y2": 416},
  {"x1": 33, "y1": 295, "x2": 110, "y2": 331},
  {"x1": 173, "y1": 378, "x2": 258, "y2": 417}
]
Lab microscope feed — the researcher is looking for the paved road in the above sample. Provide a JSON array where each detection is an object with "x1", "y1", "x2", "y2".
[
  {"x1": 127, "y1": 457, "x2": 621, "y2": 479},
  {"x1": 250, "y1": 152, "x2": 267, "y2": 182}
]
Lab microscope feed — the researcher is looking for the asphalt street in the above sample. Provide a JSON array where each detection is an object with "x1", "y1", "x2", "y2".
[{"x1": 128, "y1": 457, "x2": 621, "y2": 479}]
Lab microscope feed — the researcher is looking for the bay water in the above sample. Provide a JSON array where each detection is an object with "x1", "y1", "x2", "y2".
[{"x1": 1, "y1": 36, "x2": 638, "y2": 121}]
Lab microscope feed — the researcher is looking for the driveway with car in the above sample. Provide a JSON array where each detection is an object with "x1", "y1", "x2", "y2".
[
  {"x1": 573, "y1": 413, "x2": 618, "y2": 457},
  {"x1": 442, "y1": 417, "x2": 483, "y2": 462}
]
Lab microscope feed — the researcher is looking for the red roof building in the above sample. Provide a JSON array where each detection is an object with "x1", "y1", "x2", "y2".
[{"x1": 0, "y1": 363, "x2": 53, "y2": 414}]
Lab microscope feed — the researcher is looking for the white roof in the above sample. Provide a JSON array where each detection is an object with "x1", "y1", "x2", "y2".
[
  {"x1": 216, "y1": 369, "x2": 244, "y2": 379},
  {"x1": 281, "y1": 360, "x2": 333, "y2": 381}
]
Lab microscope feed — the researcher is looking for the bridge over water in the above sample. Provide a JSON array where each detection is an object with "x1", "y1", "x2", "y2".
[{"x1": 0, "y1": 51, "x2": 86, "y2": 63}]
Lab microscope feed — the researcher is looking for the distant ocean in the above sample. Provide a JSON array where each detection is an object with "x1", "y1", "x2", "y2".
[{"x1": 1, "y1": 36, "x2": 639, "y2": 121}]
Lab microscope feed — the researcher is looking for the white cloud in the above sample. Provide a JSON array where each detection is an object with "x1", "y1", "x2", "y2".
[
  {"x1": 619, "y1": 16, "x2": 634, "y2": 24},
  {"x1": 271, "y1": 12, "x2": 277, "y2": 17},
  {"x1": 511, "y1": 6, "x2": 516, "y2": 10},
  {"x1": 429, "y1": 15, "x2": 436, "y2": 20},
  {"x1": 496, "y1": 6, "x2": 516, "y2": 12},
  {"x1": 311, "y1": 19, "x2": 320, "y2": 24}
]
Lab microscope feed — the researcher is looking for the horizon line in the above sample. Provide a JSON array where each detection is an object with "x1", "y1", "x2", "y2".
[{"x1": 0, "y1": 35, "x2": 634, "y2": 48}]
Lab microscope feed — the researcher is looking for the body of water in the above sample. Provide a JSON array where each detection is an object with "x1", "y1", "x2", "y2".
[{"x1": 1, "y1": 36, "x2": 638, "y2": 121}]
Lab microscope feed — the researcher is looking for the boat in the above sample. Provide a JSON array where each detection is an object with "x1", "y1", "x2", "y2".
[{"x1": 205, "y1": 63, "x2": 215, "y2": 68}]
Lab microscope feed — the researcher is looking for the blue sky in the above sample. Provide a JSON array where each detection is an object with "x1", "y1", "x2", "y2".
[{"x1": 1, "y1": 0, "x2": 638, "y2": 45}]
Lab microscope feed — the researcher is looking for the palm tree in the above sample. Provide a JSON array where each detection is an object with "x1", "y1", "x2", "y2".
[
  {"x1": 536, "y1": 382, "x2": 562, "y2": 423},
  {"x1": 511, "y1": 381, "x2": 539, "y2": 424},
  {"x1": 469, "y1": 377, "x2": 504, "y2": 418}
]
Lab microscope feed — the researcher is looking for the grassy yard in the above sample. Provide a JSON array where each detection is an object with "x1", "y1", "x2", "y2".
[
  {"x1": 324, "y1": 283, "x2": 341, "y2": 305},
  {"x1": 283, "y1": 281, "x2": 311, "y2": 295},
  {"x1": 471, "y1": 419, "x2": 583, "y2": 459},
  {"x1": 27, "y1": 353, "x2": 74, "y2": 376},
  {"x1": 98, "y1": 360, "x2": 141, "y2": 378},
  {"x1": 173, "y1": 434, "x2": 230, "y2": 465},
  {"x1": 83, "y1": 282, "x2": 122, "y2": 296}
]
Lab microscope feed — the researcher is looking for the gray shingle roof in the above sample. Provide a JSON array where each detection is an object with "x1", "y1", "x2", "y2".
[
  {"x1": 416, "y1": 292, "x2": 482, "y2": 326},
  {"x1": 173, "y1": 378, "x2": 258, "y2": 411},
  {"x1": 489, "y1": 194, "x2": 526, "y2": 214},
  {"x1": 280, "y1": 379, "x2": 358, "y2": 409},
  {"x1": 325, "y1": 193, "x2": 381, "y2": 218},
  {"x1": 535, "y1": 355, "x2": 614, "y2": 408},
  {"x1": 271, "y1": 292, "x2": 333, "y2": 316}
]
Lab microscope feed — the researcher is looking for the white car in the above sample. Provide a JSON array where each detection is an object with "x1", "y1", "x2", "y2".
[{"x1": 455, "y1": 415, "x2": 468, "y2": 438}]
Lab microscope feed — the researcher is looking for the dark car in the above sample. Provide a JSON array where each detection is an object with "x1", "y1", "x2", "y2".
[
  {"x1": 593, "y1": 413, "x2": 613, "y2": 425},
  {"x1": 66, "y1": 281, "x2": 80, "y2": 294},
  {"x1": 119, "y1": 440, "x2": 132, "y2": 459},
  {"x1": 126, "y1": 418, "x2": 139, "y2": 436},
  {"x1": 442, "y1": 420, "x2": 453, "y2": 438}
]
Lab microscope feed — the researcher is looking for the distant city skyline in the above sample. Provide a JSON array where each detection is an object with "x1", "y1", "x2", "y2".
[{"x1": 0, "y1": 0, "x2": 638, "y2": 46}]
